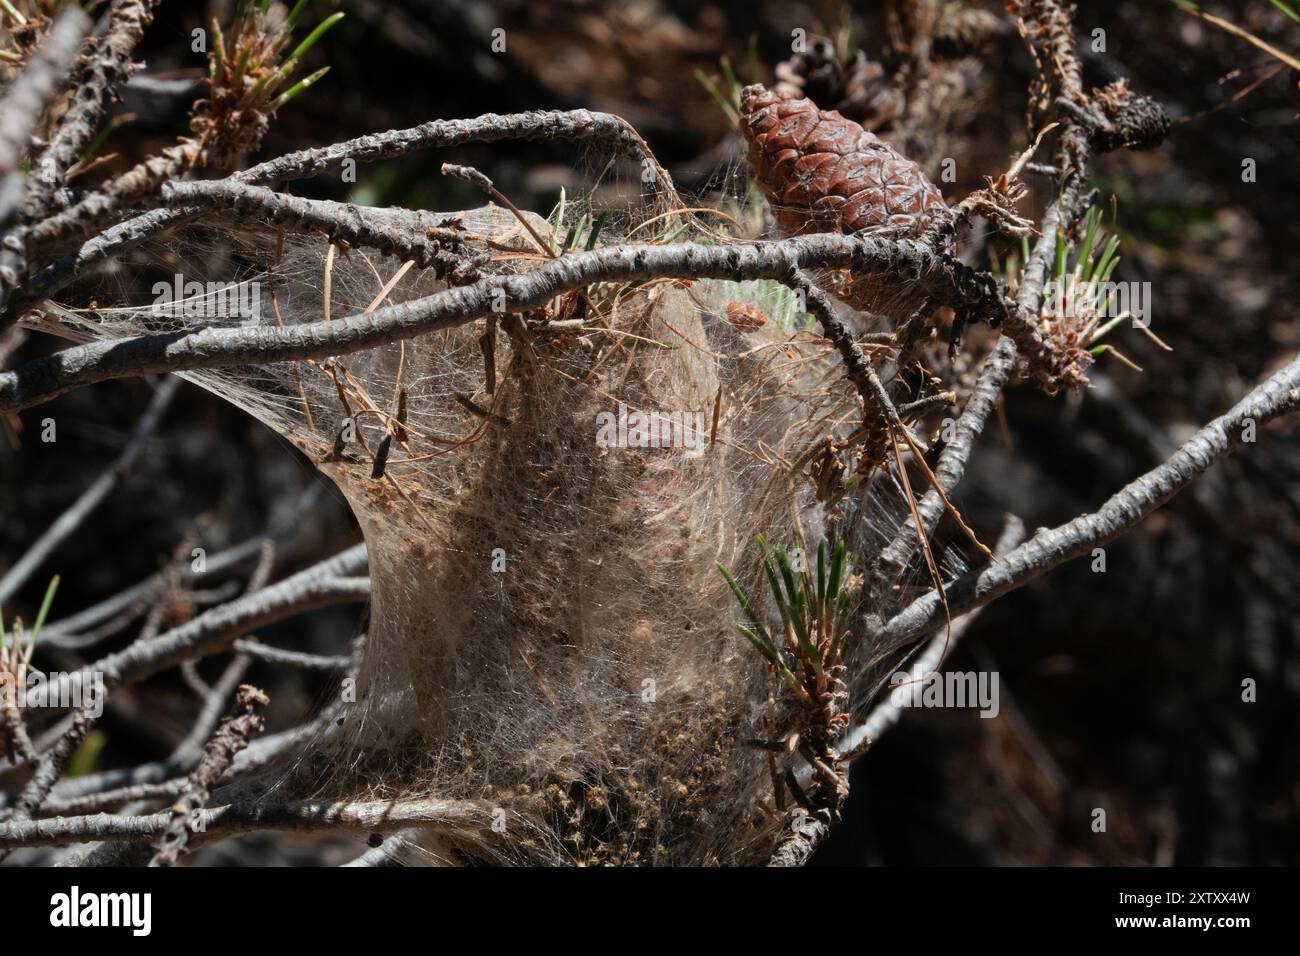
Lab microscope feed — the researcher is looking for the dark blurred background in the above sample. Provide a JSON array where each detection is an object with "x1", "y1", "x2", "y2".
[{"x1": 2, "y1": 0, "x2": 1297, "y2": 865}]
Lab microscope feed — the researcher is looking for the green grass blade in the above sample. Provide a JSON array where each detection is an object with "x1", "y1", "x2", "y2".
[
  {"x1": 567, "y1": 213, "x2": 589, "y2": 253},
  {"x1": 828, "y1": 539, "x2": 848, "y2": 616},
  {"x1": 769, "y1": 541, "x2": 796, "y2": 606},
  {"x1": 77, "y1": 116, "x2": 131, "y2": 168},
  {"x1": 775, "y1": 661, "x2": 810, "y2": 702},
  {"x1": 657, "y1": 222, "x2": 689, "y2": 244},
  {"x1": 562, "y1": 222, "x2": 581, "y2": 254}
]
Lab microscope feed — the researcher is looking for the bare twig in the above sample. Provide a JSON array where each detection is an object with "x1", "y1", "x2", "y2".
[
  {"x1": 230, "y1": 639, "x2": 351, "y2": 672},
  {"x1": 877, "y1": 351, "x2": 1300, "y2": 652},
  {"x1": 44, "y1": 546, "x2": 366, "y2": 700},
  {"x1": 0, "y1": 9, "x2": 92, "y2": 226},
  {"x1": 8, "y1": 108, "x2": 680, "y2": 318},
  {"x1": 0, "y1": 2, "x2": 158, "y2": 325},
  {"x1": 837, "y1": 515, "x2": 1026, "y2": 762},
  {"x1": 868, "y1": 0, "x2": 1107, "y2": 606},
  {"x1": 0, "y1": 795, "x2": 493, "y2": 849},
  {"x1": 341, "y1": 830, "x2": 420, "y2": 867},
  {"x1": 27, "y1": 0, "x2": 160, "y2": 217},
  {"x1": 0, "y1": 376, "x2": 179, "y2": 606},
  {"x1": 768, "y1": 807, "x2": 835, "y2": 867},
  {"x1": 36, "y1": 485, "x2": 324, "y2": 648},
  {"x1": 1, "y1": 233, "x2": 1008, "y2": 413},
  {"x1": 28, "y1": 714, "x2": 337, "y2": 813},
  {"x1": 249, "y1": 108, "x2": 678, "y2": 198},
  {"x1": 159, "y1": 180, "x2": 480, "y2": 276},
  {"x1": 785, "y1": 267, "x2": 884, "y2": 417},
  {"x1": 149, "y1": 683, "x2": 268, "y2": 866},
  {"x1": 441, "y1": 163, "x2": 553, "y2": 257},
  {"x1": 0, "y1": 9, "x2": 94, "y2": 318},
  {"x1": 0, "y1": 706, "x2": 96, "y2": 863}
]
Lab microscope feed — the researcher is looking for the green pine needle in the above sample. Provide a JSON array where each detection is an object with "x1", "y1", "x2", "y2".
[
  {"x1": 30, "y1": 574, "x2": 59, "y2": 644},
  {"x1": 1270, "y1": 0, "x2": 1300, "y2": 24},
  {"x1": 716, "y1": 562, "x2": 774, "y2": 650},
  {"x1": 67, "y1": 730, "x2": 107, "y2": 778},
  {"x1": 274, "y1": 65, "x2": 330, "y2": 109},
  {"x1": 286, "y1": 0, "x2": 312, "y2": 29},
  {"x1": 287, "y1": 11, "x2": 345, "y2": 65},
  {"x1": 585, "y1": 212, "x2": 610, "y2": 251}
]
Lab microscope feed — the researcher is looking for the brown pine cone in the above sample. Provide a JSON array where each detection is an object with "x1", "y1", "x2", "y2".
[{"x1": 739, "y1": 83, "x2": 951, "y2": 315}]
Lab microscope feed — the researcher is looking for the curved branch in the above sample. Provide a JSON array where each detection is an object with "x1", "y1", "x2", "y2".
[
  {"x1": 875, "y1": 351, "x2": 1300, "y2": 653},
  {"x1": 0, "y1": 9, "x2": 94, "y2": 316},
  {"x1": 868, "y1": 196, "x2": 1077, "y2": 593},
  {"x1": 0, "y1": 9, "x2": 92, "y2": 224},
  {"x1": 0, "y1": 795, "x2": 492, "y2": 849},
  {"x1": 27, "y1": 0, "x2": 160, "y2": 217},
  {"x1": 0, "y1": 376, "x2": 178, "y2": 606},
  {"x1": 9, "y1": 108, "x2": 677, "y2": 317},
  {"x1": 0, "y1": 234, "x2": 1008, "y2": 413},
  {"x1": 44, "y1": 545, "x2": 367, "y2": 699},
  {"x1": 837, "y1": 515, "x2": 1026, "y2": 761},
  {"x1": 159, "y1": 181, "x2": 476, "y2": 272}
]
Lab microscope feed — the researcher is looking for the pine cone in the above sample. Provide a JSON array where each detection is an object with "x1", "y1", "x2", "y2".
[
  {"x1": 1090, "y1": 79, "x2": 1171, "y2": 153},
  {"x1": 739, "y1": 83, "x2": 951, "y2": 315}
]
